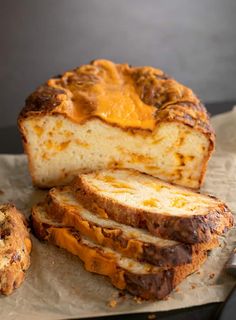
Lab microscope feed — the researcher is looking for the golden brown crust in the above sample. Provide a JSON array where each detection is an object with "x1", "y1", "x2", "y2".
[
  {"x1": 46, "y1": 187, "x2": 217, "y2": 267},
  {"x1": 18, "y1": 59, "x2": 215, "y2": 138},
  {"x1": 0, "y1": 204, "x2": 31, "y2": 295},
  {"x1": 31, "y1": 207, "x2": 207, "y2": 300},
  {"x1": 73, "y1": 176, "x2": 234, "y2": 244}
]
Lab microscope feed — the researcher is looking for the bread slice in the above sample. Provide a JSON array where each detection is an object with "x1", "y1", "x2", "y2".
[
  {"x1": 46, "y1": 186, "x2": 218, "y2": 267},
  {"x1": 18, "y1": 59, "x2": 215, "y2": 189},
  {"x1": 73, "y1": 169, "x2": 234, "y2": 244},
  {"x1": 31, "y1": 203, "x2": 207, "y2": 300},
  {"x1": 0, "y1": 204, "x2": 31, "y2": 295}
]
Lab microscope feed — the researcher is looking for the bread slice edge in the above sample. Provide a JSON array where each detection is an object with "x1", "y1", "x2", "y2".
[
  {"x1": 46, "y1": 186, "x2": 218, "y2": 267},
  {"x1": 72, "y1": 172, "x2": 233, "y2": 244},
  {"x1": 31, "y1": 203, "x2": 207, "y2": 300}
]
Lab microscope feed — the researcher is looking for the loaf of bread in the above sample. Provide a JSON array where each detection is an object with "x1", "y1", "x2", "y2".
[
  {"x1": 18, "y1": 59, "x2": 215, "y2": 189},
  {"x1": 45, "y1": 186, "x2": 218, "y2": 267},
  {"x1": 73, "y1": 169, "x2": 233, "y2": 244},
  {"x1": 0, "y1": 204, "x2": 31, "y2": 295},
  {"x1": 31, "y1": 203, "x2": 207, "y2": 300}
]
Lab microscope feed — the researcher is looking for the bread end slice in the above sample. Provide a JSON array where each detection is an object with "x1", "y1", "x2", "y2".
[{"x1": 0, "y1": 204, "x2": 31, "y2": 295}]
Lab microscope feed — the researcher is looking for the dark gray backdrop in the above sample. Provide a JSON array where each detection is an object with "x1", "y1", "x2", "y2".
[{"x1": 1, "y1": 0, "x2": 236, "y2": 127}]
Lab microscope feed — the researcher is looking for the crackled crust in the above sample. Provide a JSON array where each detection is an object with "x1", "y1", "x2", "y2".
[
  {"x1": 31, "y1": 205, "x2": 207, "y2": 300},
  {"x1": 73, "y1": 174, "x2": 234, "y2": 244},
  {"x1": 18, "y1": 59, "x2": 215, "y2": 138},
  {"x1": 0, "y1": 204, "x2": 31, "y2": 295},
  {"x1": 46, "y1": 186, "x2": 218, "y2": 267}
]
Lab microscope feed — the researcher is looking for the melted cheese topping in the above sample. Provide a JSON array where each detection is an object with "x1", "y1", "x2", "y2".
[{"x1": 50, "y1": 60, "x2": 157, "y2": 130}]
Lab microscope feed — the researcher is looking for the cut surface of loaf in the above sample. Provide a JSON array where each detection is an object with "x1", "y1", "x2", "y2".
[
  {"x1": 0, "y1": 204, "x2": 31, "y2": 295},
  {"x1": 18, "y1": 59, "x2": 215, "y2": 189},
  {"x1": 46, "y1": 186, "x2": 218, "y2": 267},
  {"x1": 31, "y1": 203, "x2": 207, "y2": 300},
  {"x1": 73, "y1": 169, "x2": 234, "y2": 244}
]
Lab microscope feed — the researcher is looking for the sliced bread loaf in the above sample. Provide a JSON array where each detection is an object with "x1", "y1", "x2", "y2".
[
  {"x1": 73, "y1": 169, "x2": 234, "y2": 244},
  {"x1": 31, "y1": 203, "x2": 207, "y2": 300},
  {"x1": 46, "y1": 186, "x2": 218, "y2": 267},
  {"x1": 18, "y1": 59, "x2": 215, "y2": 189},
  {"x1": 0, "y1": 204, "x2": 31, "y2": 295}
]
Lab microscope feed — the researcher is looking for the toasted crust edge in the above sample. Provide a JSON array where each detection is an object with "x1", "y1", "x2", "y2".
[
  {"x1": 31, "y1": 206, "x2": 207, "y2": 300},
  {"x1": 72, "y1": 175, "x2": 234, "y2": 244},
  {"x1": 46, "y1": 187, "x2": 218, "y2": 267}
]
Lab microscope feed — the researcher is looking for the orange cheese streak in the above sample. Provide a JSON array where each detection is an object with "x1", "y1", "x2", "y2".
[
  {"x1": 49, "y1": 60, "x2": 157, "y2": 130},
  {"x1": 49, "y1": 227, "x2": 126, "y2": 289},
  {"x1": 49, "y1": 204, "x2": 144, "y2": 259}
]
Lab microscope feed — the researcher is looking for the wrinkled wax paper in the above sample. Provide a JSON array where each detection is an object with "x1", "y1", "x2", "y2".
[{"x1": 0, "y1": 108, "x2": 236, "y2": 320}]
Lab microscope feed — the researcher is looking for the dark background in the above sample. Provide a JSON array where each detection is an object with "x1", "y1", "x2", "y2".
[{"x1": 1, "y1": 0, "x2": 236, "y2": 128}]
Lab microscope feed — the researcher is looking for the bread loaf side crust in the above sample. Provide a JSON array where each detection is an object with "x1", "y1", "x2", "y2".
[
  {"x1": 73, "y1": 176, "x2": 233, "y2": 244},
  {"x1": 0, "y1": 204, "x2": 31, "y2": 295}
]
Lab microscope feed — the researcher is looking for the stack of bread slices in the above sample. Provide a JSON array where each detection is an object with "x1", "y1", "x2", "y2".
[{"x1": 31, "y1": 168, "x2": 234, "y2": 300}]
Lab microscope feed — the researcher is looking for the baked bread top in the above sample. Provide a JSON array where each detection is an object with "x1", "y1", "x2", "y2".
[
  {"x1": 0, "y1": 204, "x2": 31, "y2": 295},
  {"x1": 19, "y1": 59, "x2": 214, "y2": 141}
]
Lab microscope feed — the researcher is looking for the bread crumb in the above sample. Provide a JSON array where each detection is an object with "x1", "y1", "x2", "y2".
[
  {"x1": 196, "y1": 271, "x2": 201, "y2": 275},
  {"x1": 108, "y1": 299, "x2": 117, "y2": 308},
  {"x1": 0, "y1": 189, "x2": 4, "y2": 195},
  {"x1": 148, "y1": 314, "x2": 156, "y2": 320},
  {"x1": 191, "y1": 284, "x2": 196, "y2": 289},
  {"x1": 174, "y1": 287, "x2": 180, "y2": 292},
  {"x1": 133, "y1": 296, "x2": 143, "y2": 304},
  {"x1": 118, "y1": 291, "x2": 126, "y2": 298},
  {"x1": 209, "y1": 273, "x2": 215, "y2": 279},
  {"x1": 162, "y1": 295, "x2": 170, "y2": 301}
]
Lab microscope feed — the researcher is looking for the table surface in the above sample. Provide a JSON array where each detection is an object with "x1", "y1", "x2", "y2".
[{"x1": 1, "y1": 101, "x2": 235, "y2": 320}]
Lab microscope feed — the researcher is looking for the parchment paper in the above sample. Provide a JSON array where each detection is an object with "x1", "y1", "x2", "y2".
[{"x1": 0, "y1": 108, "x2": 236, "y2": 320}]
